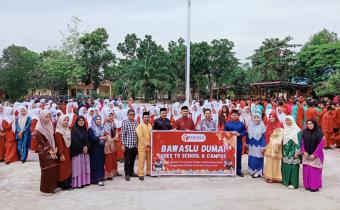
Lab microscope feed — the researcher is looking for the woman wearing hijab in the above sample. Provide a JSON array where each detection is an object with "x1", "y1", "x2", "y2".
[
  {"x1": 282, "y1": 115, "x2": 302, "y2": 189},
  {"x1": 35, "y1": 110, "x2": 58, "y2": 195},
  {"x1": 15, "y1": 106, "x2": 32, "y2": 163},
  {"x1": 0, "y1": 105, "x2": 5, "y2": 161},
  {"x1": 3, "y1": 107, "x2": 18, "y2": 164},
  {"x1": 29, "y1": 106, "x2": 41, "y2": 152},
  {"x1": 218, "y1": 105, "x2": 230, "y2": 131},
  {"x1": 66, "y1": 103, "x2": 77, "y2": 128},
  {"x1": 302, "y1": 120, "x2": 324, "y2": 192},
  {"x1": 71, "y1": 116, "x2": 91, "y2": 188},
  {"x1": 264, "y1": 128, "x2": 284, "y2": 183},
  {"x1": 88, "y1": 115, "x2": 107, "y2": 186},
  {"x1": 103, "y1": 111, "x2": 120, "y2": 180},
  {"x1": 54, "y1": 115, "x2": 72, "y2": 190},
  {"x1": 265, "y1": 111, "x2": 283, "y2": 145},
  {"x1": 246, "y1": 113, "x2": 266, "y2": 178}
]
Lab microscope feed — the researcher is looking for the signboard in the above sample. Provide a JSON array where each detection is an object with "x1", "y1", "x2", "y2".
[{"x1": 151, "y1": 131, "x2": 237, "y2": 176}]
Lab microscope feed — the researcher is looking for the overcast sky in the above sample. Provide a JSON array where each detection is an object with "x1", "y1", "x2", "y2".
[{"x1": 0, "y1": 0, "x2": 339, "y2": 62}]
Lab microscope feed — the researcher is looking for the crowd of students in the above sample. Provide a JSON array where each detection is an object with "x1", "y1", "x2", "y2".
[{"x1": 0, "y1": 95, "x2": 339, "y2": 195}]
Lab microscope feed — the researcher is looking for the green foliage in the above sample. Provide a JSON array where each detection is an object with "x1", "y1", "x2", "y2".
[
  {"x1": 0, "y1": 45, "x2": 40, "y2": 100},
  {"x1": 248, "y1": 36, "x2": 299, "y2": 82},
  {"x1": 315, "y1": 71, "x2": 340, "y2": 96},
  {"x1": 1, "y1": 23, "x2": 340, "y2": 100},
  {"x1": 297, "y1": 29, "x2": 340, "y2": 85},
  {"x1": 79, "y1": 28, "x2": 115, "y2": 89},
  {"x1": 40, "y1": 50, "x2": 85, "y2": 95}
]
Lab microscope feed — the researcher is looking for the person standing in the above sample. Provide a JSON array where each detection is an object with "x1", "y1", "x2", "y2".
[
  {"x1": 302, "y1": 120, "x2": 324, "y2": 192},
  {"x1": 246, "y1": 114, "x2": 266, "y2": 178},
  {"x1": 136, "y1": 112, "x2": 152, "y2": 181},
  {"x1": 197, "y1": 109, "x2": 217, "y2": 131},
  {"x1": 70, "y1": 116, "x2": 91, "y2": 188},
  {"x1": 282, "y1": 116, "x2": 302, "y2": 189},
  {"x1": 35, "y1": 111, "x2": 59, "y2": 195},
  {"x1": 88, "y1": 115, "x2": 106, "y2": 186},
  {"x1": 175, "y1": 106, "x2": 195, "y2": 130},
  {"x1": 0, "y1": 105, "x2": 5, "y2": 162},
  {"x1": 103, "y1": 111, "x2": 120, "y2": 180},
  {"x1": 54, "y1": 115, "x2": 72, "y2": 190},
  {"x1": 224, "y1": 109, "x2": 247, "y2": 177},
  {"x1": 122, "y1": 109, "x2": 138, "y2": 181},
  {"x1": 264, "y1": 128, "x2": 284, "y2": 183},
  {"x1": 15, "y1": 106, "x2": 32, "y2": 163},
  {"x1": 153, "y1": 108, "x2": 172, "y2": 130},
  {"x1": 322, "y1": 106, "x2": 335, "y2": 149},
  {"x1": 2, "y1": 107, "x2": 18, "y2": 164}
]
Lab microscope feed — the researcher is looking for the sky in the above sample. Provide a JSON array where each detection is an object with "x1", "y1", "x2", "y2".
[{"x1": 0, "y1": 0, "x2": 339, "y2": 63}]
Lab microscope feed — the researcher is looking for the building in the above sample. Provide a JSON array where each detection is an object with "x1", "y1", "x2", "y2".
[
  {"x1": 250, "y1": 81, "x2": 313, "y2": 100},
  {"x1": 29, "y1": 80, "x2": 114, "y2": 98},
  {"x1": 68, "y1": 80, "x2": 113, "y2": 98}
]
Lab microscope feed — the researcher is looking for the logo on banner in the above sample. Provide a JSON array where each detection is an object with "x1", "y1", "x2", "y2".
[{"x1": 181, "y1": 133, "x2": 206, "y2": 142}]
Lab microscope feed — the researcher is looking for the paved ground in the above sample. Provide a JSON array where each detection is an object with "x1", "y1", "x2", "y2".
[{"x1": 0, "y1": 149, "x2": 339, "y2": 210}]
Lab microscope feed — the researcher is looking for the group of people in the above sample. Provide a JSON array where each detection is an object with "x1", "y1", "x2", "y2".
[{"x1": 0, "y1": 95, "x2": 339, "y2": 195}]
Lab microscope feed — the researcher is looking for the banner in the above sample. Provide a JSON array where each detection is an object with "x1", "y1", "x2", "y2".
[{"x1": 151, "y1": 131, "x2": 237, "y2": 176}]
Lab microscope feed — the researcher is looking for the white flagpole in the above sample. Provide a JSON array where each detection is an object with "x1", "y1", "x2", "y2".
[{"x1": 185, "y1": 0, "x2": 191, "y2": 104}]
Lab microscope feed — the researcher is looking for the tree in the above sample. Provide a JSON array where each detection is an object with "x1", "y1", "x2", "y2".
[
  {"x1": 248, "y1": 37, "x2": 299, "y2": 82},
  {"x1": 297, "y1": 29, "x2": 340, "y2": 86},
  {"x1": 315, "y1": 71, "x2": 340, "y2": 96},
  {"x1": 0, "y1": 45, "x2": 40, "y2": 100},
  {"x1": 209, "y1": 39, "x2": 238, "y2": 99},
  {"x1": 79, "y1": 28, "x2": 115, "y2": 89},
  {"x1": 116, "y1": 35, "x2": 173, "y2": 101},
  {"x1": 40, "y1": 50, "x2": 85, "y2": 96}
]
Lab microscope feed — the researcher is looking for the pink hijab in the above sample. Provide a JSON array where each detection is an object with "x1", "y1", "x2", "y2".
[{"x1": 35, "y1": 110, "x2": 55, "y2": 150}]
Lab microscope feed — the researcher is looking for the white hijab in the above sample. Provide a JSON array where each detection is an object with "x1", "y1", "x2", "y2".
[
  {"x1": 17, "y1": 106, "x2": 28, "y2": 131},
  {"x1": 248, "y1": 113, "x2": 266, "y2": 141},
  {"x1": 283, "y1": 115, "x2": 301, "y2": 145},
  {"x1": 276, "y1": 107, "x2": 286, "y2": 123},
  {"x1": 55, "y1": 115, "x2": 71, "y2": 148}
]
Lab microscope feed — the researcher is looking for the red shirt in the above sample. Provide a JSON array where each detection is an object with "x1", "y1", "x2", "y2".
[{"x1": 175, "y1": 117, "x2": 195, "y2": 130}]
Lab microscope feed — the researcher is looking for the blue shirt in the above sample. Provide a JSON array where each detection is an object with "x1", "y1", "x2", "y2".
[{"x1": 224, "y1": 120, "x2": 247, "y2": 149}]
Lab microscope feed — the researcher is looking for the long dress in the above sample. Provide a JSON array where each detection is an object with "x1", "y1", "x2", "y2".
[
  {"x1": 264, "y1": 128, "x2": 284, "y2": 181},
  {"x1": 89, "y1": 128, "x2": 105, "y2": 184},
  {"x1": 30, "y1": 119, "x2": 38, "y2": 152},
  {"x1": 104, "y1": 122, "x2": 117, "y2": 179},
  {"x1": 2, "y1": 121, "x2": 18, "y2": 164},
  {"x1": 71, "y1": 126, "x2": 91, "y2": 188},
  {"x1": 54, "y1": 132, "x2": 72, "y2": 189},
  {"x1": 35, "y1": 131, "x2": 58, "y2": 193},
  {"x1": 302, "y1": 138, "x2": 324, "y2": 190},
  {"x1": 247, "y1": 129, "x2": 266, "y2": 176},
  {"x1": 0, "y1": 131, "x2": 5, "y2": 161},
  {"x1": 15, "y1": 117, "x2": 32, "y2": 161},
  {"x1": 281, "y1": 132, "x2": 302, "y2": 188}
]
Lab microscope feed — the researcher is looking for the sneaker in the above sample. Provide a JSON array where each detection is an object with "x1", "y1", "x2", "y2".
[
  {"x1": 125, "y1": 176, "x2": 130, "y2": 181},
  {"x1": 288, "y1": 185, "x2": 294, "y2": 189},
  {"x1": 98, "y1": 181, "x2": 104, "y2": 186},
  {"x1": 139, "y1": 176, "x2": 144, "y2": 181}
]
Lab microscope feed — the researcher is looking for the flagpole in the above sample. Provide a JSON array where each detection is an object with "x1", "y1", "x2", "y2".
[{"x1": 185, "y1": 0, "x2": 191, "y2": 104}]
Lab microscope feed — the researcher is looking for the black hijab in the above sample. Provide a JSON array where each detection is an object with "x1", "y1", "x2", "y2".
[
  {"x1": 303, "y1": 120, "x2": 324, "y2": 155},
  {"x1": 70, "y1": 116, "x2": 90, "y2": 157}
]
